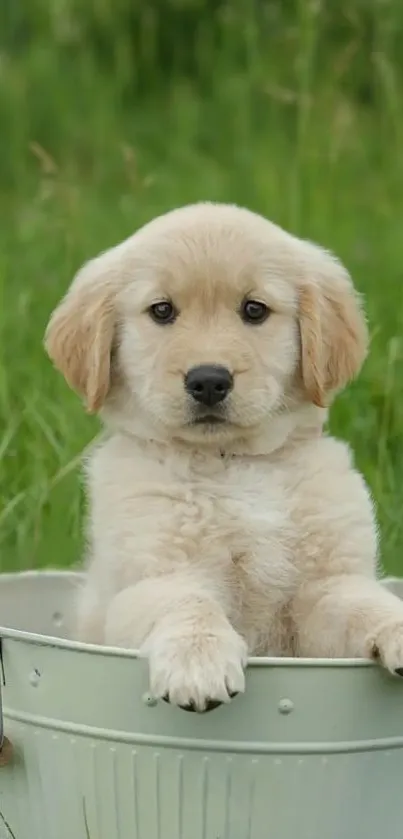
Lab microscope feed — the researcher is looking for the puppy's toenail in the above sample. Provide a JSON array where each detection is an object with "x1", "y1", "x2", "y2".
[
  {"x1": 204, "y1": 699, "x2": 223, "y2": 712},
  {"x1": 395, "y1": 667, "x2": 403, "y2": 677},
  {"x1": 228, "y1": 691, "x2": 239, "y2": 699},
  {"x1": 179, "y1": 701, "x2": 197, "y2": 712},
  {"x1": 162, "y1": 693, "x2": 170, "y2": 704}
]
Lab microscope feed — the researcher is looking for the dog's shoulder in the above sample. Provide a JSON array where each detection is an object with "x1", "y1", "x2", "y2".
[
  {"x1": 278, "y1": 432, "x2": 376, "y2": 552},
  {"x1": 279, "y1": 432, "x2": 354, "y2": 482},
  {"x1": 85, "y1": 432, "x2": 168, "y2": 490}
]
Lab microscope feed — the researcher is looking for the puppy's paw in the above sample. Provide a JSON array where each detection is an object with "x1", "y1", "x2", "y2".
[
  {"x1": 144, "y1": 627, "x2": 247, "y2": 712},
  {"x1": 367, "y1": 620, "x2": 403, "y2": 676}
]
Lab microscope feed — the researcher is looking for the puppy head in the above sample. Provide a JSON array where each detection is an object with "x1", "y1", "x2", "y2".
[{"x1": 45, "y1": 203, "x2": 368, "y2": 445}]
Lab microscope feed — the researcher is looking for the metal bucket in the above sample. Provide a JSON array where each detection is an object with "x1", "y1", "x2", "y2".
[{"x1": 1, "y1": 571, "x2": 403, "y2": 839}]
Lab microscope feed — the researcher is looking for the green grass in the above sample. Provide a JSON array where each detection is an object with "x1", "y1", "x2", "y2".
[{"x1": 1, "y1": 1, "x2": 403, "y2": 573}]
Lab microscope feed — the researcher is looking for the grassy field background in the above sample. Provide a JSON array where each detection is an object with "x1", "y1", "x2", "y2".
[{"x1": 1, "y1": 1, "x2": 403, "y2": 574}]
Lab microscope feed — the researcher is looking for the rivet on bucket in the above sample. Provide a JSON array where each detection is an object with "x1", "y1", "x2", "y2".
[
  {"x1": 142, "y1": 692, "x2": 158, "y2": 707},
  {"x1": 278, "y1": 698, "x2": 294, "y2": 715},
  {"x1": 29, "y1": 668, "x2": 41, "y2": 688}
]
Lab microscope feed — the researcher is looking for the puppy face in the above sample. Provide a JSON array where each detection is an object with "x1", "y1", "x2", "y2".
[{"x1": 45, "y1": 203, "x2": 368, "y2": 446}]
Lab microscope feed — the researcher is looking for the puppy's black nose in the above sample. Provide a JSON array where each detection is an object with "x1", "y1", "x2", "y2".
[{"x1": 185, "y1": 365, "x2": 233, "y2": 407}]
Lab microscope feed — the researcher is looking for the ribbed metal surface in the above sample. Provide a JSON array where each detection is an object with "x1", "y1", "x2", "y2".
[{"x1": 2, "y1": 724, "x2": 403, "y2": 839}]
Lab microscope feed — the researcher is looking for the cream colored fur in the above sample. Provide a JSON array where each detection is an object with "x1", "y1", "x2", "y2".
[{"x1": 45, "y1": 202, "x2": 403, "y2": 711}]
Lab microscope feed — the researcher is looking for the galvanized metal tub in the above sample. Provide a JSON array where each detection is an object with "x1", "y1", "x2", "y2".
[{"x1": 1, "y1": 571, "x2": 403, "y2": 839}]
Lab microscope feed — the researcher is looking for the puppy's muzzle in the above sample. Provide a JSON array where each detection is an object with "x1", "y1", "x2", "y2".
[{"x1": 185, "y1": 365, "x2": 233, "y2": 407}]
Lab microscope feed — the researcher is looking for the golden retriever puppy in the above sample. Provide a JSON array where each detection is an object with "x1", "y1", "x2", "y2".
[{"x1": 45, "y1": 202, "x2": 403, "y2": 712}]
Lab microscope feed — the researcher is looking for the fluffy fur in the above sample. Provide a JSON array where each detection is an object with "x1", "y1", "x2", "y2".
[{"x1": 45, "y1": 202, "x2": 403, "y2": 712}]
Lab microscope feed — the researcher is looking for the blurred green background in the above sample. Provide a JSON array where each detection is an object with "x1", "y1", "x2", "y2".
[{"x1": 1, "y1": 0, "x2": 403, "y2": 573}]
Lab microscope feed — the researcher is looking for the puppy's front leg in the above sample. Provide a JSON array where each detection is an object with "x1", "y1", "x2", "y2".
[
  {"x1": 289, "y1": 443, "x2": 403, "y2": 675},
  {"x1": 293, "y1": 574, "x2": 403, "y2": 675},
  {"x1": 105, "y1": 575, "x2": 247, "y2": 711}
]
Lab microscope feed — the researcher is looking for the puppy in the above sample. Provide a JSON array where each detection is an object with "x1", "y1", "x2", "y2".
[{"x1": 45, "y1": 202, "x2": 403, "y2": 712}]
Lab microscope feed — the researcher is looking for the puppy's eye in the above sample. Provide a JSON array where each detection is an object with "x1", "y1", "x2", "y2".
[
  {"x1": 241, "y1": 299, "x2": 270, "y2": 325},
  {"x1": 149, "y1": 301, "x2": 177, "y2": 324}
]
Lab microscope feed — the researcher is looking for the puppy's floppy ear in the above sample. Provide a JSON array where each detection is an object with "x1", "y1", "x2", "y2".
[
  {"x1": 44, "y1": 256, "x2": 117, "y2": 413},
  {"x1": 299, "y1": 252, "x2": 368, "y2": 408}
]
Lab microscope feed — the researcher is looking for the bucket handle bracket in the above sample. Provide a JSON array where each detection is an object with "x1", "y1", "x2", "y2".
[{"x1": 0, "y1": 638, "x2": 13, "y2": 766}]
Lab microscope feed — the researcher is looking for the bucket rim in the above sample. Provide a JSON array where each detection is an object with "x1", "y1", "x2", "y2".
[{"x1": 0, "y1": 568, "x2": 395, "y2": 670}]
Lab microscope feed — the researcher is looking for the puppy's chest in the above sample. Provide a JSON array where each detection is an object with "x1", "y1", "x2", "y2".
[{"x1": 167, "y1": 453, "x2": 296, "y2": 596}]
